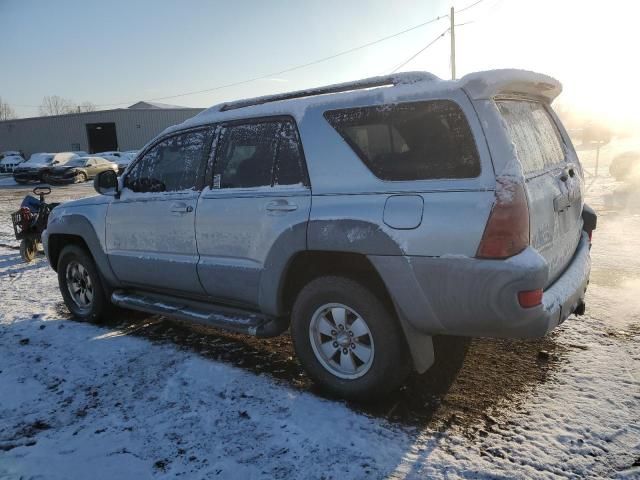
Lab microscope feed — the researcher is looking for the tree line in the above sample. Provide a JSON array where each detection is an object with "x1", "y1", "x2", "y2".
[{"x1": 0, "y1": 96, "x2": 97, "y2": 120}]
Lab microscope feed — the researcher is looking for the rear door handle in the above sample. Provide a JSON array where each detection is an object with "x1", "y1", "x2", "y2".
[
  {"x1": 553, "y1": 194, "x2": 571, "y2": 212},
  {"x1": 266, "y1": 200, "x2": 298, "y2": 212},
  {"x1": 170, "y1": 202, "x2": 194, "y2": 214}
]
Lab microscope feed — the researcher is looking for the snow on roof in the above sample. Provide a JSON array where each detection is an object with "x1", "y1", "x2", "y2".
[
  {"x1": 128, "y1": 101, "x2": 190, "y2": 109},
  {"x1": 459, "y1": 69, "x2": 562, "y2": 102},
  {"x1": 162, "y1": 69, "x2": 562, "y2": 136}
]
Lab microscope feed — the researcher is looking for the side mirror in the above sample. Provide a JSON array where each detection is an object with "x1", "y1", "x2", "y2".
[{"x1": 94, "y1": 169, "x2": 119, "y2": 196}]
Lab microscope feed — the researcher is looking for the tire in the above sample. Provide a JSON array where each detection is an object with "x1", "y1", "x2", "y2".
[
  {"x1": 290, "y1": 276, "x2": 411, "y2": 400},
  {"x1": 76, "y1": 172, "x2": 87, "y2": 183},
  {"x1": 57, "y1": 245, "x2": 109, "y2": 323},
  {"x1": 20, "y1": 239, "x2": 37, "y2": 262}
]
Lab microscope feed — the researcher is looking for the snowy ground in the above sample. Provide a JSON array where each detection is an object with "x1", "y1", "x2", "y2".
[{"x1": 0, "y1": 169, "x2": 639, "y2": 479}]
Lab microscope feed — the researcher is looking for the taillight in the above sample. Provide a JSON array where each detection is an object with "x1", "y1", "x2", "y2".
[
  {"x1": 518, "y1": 289, "x2": 543, "y2": 308},
  {"x1": 476, "y1": 180, "x2": 530, "y2": 259}
]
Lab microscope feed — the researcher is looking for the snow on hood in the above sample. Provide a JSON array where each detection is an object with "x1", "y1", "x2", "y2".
[{"x1": 56, "y1": 194, "x2": 111, "y2": 209}]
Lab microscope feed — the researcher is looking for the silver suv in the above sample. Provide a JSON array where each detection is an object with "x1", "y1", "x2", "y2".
[{"x1": 43, "y1": 70, "x2": 596, "y2": 399}]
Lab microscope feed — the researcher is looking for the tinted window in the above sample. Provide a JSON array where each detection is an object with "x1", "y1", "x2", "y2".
[
  {"x1": 496, "y1": 100, "x2": 565, "y2": 174},
  {"x1": 125, "y1": 129, "x2": 207, "y2": 192},
  {"x1": 324, "y1": 100, "x2": 480, "y2": 181},
  {"x1": 213, "y1": 119, "x2": 305, "y2": 189}
]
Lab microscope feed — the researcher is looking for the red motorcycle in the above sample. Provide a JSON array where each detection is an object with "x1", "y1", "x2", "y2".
[{"x1": 11, "y1": 186, "x2": 59, "y2": 262}]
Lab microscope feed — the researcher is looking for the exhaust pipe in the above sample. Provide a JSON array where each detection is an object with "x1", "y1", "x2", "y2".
[{"x1": 573, "y1": 300, "x2": 586, "y2": 316}]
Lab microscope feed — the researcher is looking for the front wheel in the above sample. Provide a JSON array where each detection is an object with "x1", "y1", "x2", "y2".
[
  {"x1": 290, "y1": 276, "x2": 411, "y2": 400},
  {"x1": 75, "y1": 172, "x2": 87, "y2": 183},
  {"x1": 20, "y1": 238, "x2": 37, "y2": 262},
  {"x1": 57, "y1": 245, "x2": 108, "y2": 322}
]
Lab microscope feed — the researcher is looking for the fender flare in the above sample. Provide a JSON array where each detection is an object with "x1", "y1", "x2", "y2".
[{"x1": 45, "y1": 213, "x2": 120, "y2": 288}]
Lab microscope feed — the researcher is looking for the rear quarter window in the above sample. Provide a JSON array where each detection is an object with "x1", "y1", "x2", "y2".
[
  {"x1": 496, "y1": 99, "x2": 566, "y2": 174},
  {"x1": 324, "y1": 100, "x2": 480, "y2": 181}
]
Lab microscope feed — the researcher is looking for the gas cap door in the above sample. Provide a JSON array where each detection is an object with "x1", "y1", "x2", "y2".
[{"x1": 383, "y1": 195, "x2": 424, "y2": 230}]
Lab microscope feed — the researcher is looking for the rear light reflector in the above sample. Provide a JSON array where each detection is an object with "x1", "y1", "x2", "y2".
[
  {"x1": 588, "y1": 230, "x2": 593, "y2": 242},
  {"x1": 476, "y1": 180, "x2": 530, "y2": 259},
  {"x1": 518, "y1": 289, "x2": 543, "y2": 308}
]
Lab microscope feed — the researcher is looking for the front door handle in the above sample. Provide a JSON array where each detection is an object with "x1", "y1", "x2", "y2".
[
  {"x1": 266, "y1": 200, "x2": 298, "y2": 213},
  {"x1": 170, "y1": 202, "x2": 194, "y2": 214}
]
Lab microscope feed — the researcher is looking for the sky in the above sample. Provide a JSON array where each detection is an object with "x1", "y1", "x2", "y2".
[{"x1": 1, "y1": 0, "x2": 638, "y2": 128}]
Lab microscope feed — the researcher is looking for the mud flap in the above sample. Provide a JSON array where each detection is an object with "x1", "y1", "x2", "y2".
[{"x1": 395, "y1": 307, "x2": 435, "y2": 374}]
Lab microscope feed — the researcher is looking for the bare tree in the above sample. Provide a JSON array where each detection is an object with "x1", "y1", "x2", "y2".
[
  {"x1": 0, "y1": 97, "x2": 17, "y2": 120},
  {"x1": 39, "y1": 95, "x2": 75, "y2": 116},
  {"x1": 77, "y1": 101, "x2": 96, "y2": 113}
]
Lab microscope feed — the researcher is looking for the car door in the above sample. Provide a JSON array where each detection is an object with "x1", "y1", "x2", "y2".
[
  {"x1": 196, "y1": 117, "x2": 311, "y2": 308},
  {"x1": 83, "y1": 158, "x2": 96, "y2": 177},
  {"x1": 94, "y1": 158, "x2": 112, "y2": 177},
  {"x1": 106, "y1": 127, "x2": 211, "y2": 294}
]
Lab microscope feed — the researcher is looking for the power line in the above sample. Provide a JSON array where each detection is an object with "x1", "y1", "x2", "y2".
[
  {"x1": 457, "y1": 0, "x2": 485, "y2": 14},
  {"x1": 90, "y1": 14, "x2": 449, "y2": 108},
  {"x1": 9, "y1": 0, "x2": 488, "y2": 110},
  {"x1": 389, "y1": 29, "x2": 449, "y2": 74}
]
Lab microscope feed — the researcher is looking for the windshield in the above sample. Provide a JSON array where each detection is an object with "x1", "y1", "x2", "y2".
[
  {"x1": 65, "y1": 158, "x2": 87, "y2": 167},
  {"x1": 26, "y1": 154, "x2": 54, "y2": 165}
]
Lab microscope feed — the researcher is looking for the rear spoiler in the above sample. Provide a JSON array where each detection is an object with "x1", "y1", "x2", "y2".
[{"x1": 459, "y1": 69, "x2": 562, "y2": 103}]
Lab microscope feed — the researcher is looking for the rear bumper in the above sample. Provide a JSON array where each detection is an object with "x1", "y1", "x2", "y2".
[{"x1": 369, "y1": 232, "x2": 591, "y2": 339}]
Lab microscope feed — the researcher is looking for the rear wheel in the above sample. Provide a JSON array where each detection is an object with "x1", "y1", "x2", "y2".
[
  {"x1": 57, "y1": 245, "x2": 108, "y2": 322},
  {"x1": 20, "y1": 238, "x2": 37, "y2": 262},
  {"x1": 291, "y1": 276, "x2": 410, "y2": 400}
]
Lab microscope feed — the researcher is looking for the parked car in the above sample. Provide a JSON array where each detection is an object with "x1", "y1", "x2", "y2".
[
  {"x1": 116, "y1": 150, "x2": 139, "y2": 174},
  {"x1": 95, "y1": 150, "x2": 138, "y2": 174},
  {"x1": 609, "y1": 151, "x2": 640, "y2": 181},
  {"x1": 13, "y1": 153, "x2": 56, "y2": 183},
  {"x1": 42, "y1": 156, "x2": 118, "y2": 184},
  {"x1": 0, "y1": 153, "x2": 26, "y2": 173},
  {"x1": 43, "y1": 70, "x2": 596, "y2": 400},
  {"x1": 14, "y1": 152, "x2": 85, "y2": 184}
]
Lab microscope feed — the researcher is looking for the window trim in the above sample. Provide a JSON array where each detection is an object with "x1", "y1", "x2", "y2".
[
  {"x1": 207, "y1": 115, "x2": 310, "y2": 191},
  {"x1": 323, "y1": 99, "x2": 482, "y2": 183},
  {"x1": 123, "y1": 126, "x2": 213, "y2": 194}
]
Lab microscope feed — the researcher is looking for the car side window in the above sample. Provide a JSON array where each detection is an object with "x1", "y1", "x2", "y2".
[
  {"x1": 125, "y1": 129, "x2": 208, "y2": 193},
  {"x1": 324, "y1": 100, "x2": 481, "y2": 181},
  {"x1": 273, "y1": 120, "x2": 306, "y2": 186},
  {"x1": 213, "y1": 119, "x2": 305, "y2": 189}
]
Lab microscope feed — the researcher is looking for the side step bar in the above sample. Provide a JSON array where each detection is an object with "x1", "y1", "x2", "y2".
[{"x1": 111, "y1": 290, "x2": 288, "y2": 338}]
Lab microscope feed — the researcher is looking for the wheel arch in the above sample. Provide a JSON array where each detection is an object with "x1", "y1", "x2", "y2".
[
  {"x1": 279, "y1": 250, "x2": 435, "y2": 374},
  {"x1": 45, "y1": 213, "x2": 119, "y2": 288}
]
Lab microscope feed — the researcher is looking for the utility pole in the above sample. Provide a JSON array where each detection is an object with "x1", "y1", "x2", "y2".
[{"x1": 450, "y1": 6, "x2": 456, "y2": 80}]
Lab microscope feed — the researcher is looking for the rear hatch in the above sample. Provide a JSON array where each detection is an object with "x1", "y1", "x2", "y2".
[{"x1": 496, "y1": 98, "x2": 583, "y2": 286}]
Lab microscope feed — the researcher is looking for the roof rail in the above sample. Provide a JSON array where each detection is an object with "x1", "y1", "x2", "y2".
[{"x1": 219, "y1": 71, "x2": 438, "y2": 112}]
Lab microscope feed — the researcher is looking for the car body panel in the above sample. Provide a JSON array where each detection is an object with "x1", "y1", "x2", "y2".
[
  {"x1": 105, "y1": 189, "x2": 205, "y2": 294},
  {"x1": 196, "y1": 186, "x2": 311, "y2": 309}
]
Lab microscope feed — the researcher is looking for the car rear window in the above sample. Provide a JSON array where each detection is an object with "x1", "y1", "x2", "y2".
[
  {"x1": 324, "y1": 100, "x2": 480, "y2": 181},
  {"x1": 496, "y1": 99, "x2": 566, "y2": 174}
]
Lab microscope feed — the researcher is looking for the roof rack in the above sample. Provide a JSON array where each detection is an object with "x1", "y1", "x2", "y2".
[{"x1": 219, "y1": 71, "x2": 438, "y2": 112}]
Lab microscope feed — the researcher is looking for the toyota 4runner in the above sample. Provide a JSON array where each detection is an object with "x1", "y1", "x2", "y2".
[{"x1": 43, "y1": 70, "x2": 596, "y2": 399}]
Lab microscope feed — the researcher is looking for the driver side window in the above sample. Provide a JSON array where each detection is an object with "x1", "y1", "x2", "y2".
[{"x1": 125, "y1": 129, "x2": 208, "y2": 193}]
